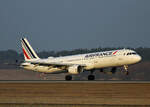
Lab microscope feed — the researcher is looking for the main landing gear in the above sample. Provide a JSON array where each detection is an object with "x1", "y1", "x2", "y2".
[
  {"x1": 88, "y1": 75, "x2": 95, "y2": 80},
  {"x1": 88, "y1": 70, "x2": 95, "y2": 80},
  {"x1": 65, "y1": 75, "x2": 72, "y2": 81},
  {"x1": 65, "y1": 72, "x2": 96, "y2": 81},
  {"x1": 65, "y1": 74, "x2": 95, "y2": 81}
]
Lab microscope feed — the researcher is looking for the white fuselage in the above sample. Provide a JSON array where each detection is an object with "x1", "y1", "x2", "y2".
[{"x1": 21, "y1": 49, "x2": 142, "y2": 74}]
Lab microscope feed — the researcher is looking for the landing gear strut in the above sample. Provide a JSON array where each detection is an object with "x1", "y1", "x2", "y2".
[
  {"x1": 65, "y1": 75, "x2": 72, "y2": 81},
  {"x1": 124, "y1": 65, "x2": 129, "y2": 75}
]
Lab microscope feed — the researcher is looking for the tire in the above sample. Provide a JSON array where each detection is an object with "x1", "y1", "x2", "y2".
[
  {"x1": 65, "y1": 75, "x2": 72, "y2": 81},
  {"x1": 88, "y1": 75, "x2": 95, "y2": 80},
  {"x1": 126, "y1": 71, "x2": 129, "y2": 75}
]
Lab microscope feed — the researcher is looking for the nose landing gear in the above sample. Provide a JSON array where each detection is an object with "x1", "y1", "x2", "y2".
[{"x1": 124, "y1": 65, "x2": 129, "y2": 75}]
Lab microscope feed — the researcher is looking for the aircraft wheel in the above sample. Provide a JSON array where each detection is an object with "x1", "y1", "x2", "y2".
[
  {"x1": 100, "y1": 68, "x2": 104, "y2": 72},
  {"x1": 88, "y1": 75, "x2": 95, "y2": 80},
  {"x1": 65, "y1": 75, "x2": 72, "y2": 81},
  {"x1": 125, "y1": 71, "x2": 129, "y2": 75}
]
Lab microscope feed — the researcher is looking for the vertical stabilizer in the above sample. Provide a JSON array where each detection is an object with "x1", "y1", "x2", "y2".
[{"x1": 21, "y1": 38, "x2": 39, "y2": 61}]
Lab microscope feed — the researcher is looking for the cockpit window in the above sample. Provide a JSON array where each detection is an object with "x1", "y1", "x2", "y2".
[
  {"x1": 132, "y1": 52, "x2": 137, "y2": 55},
  {"x1": 126, "y1": 52, "x2": 137, "y2": 55}
]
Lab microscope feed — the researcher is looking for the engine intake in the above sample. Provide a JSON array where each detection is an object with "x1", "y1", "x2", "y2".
[{"x1": 68, "y1": 65, "x2": 83, "y2": 74}]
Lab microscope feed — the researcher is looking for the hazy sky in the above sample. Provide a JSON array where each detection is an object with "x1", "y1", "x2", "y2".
[{"x1": 0, "y1": 0, "x2": 150, "y2": 52}]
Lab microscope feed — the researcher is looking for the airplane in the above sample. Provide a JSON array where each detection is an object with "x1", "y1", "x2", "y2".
[{"x1": 20, "y1": 38, "x2": 142, "y2": 80}]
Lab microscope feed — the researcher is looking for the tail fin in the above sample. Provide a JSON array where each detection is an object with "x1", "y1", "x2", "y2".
[{"x1": 21, "y1": 38, "x2": 39, "y2": 61}]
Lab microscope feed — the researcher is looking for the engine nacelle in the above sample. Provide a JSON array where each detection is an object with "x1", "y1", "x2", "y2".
[{"x1": 68, "y1": 65, "x2": 83, "y2": 74}]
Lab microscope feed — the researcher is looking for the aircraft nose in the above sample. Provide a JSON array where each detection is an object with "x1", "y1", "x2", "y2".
[{"x1": 136, "y1": 55, "x2": 142, "y2": 62}]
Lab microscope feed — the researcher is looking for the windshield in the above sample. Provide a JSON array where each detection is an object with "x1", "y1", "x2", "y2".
[{"x1": 126, "y1": 52, "x2": 137, "y2": 55}]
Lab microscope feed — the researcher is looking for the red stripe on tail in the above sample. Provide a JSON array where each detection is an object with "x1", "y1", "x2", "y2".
[
  {"x1": 113, "y1": 50, "x2": 118, "y2": 55},
  {"x1": 23, "y1": 48, "x2": 30, "y2": 59}
]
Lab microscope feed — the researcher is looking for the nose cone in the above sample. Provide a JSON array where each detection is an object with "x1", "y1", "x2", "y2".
[{"x1": 136, "y1": 55, "x2": 142, "y2": 63}]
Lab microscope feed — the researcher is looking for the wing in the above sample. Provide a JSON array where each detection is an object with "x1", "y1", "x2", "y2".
[{"x1": 27, "y1": 60, "x2": 86, "y2": 68}]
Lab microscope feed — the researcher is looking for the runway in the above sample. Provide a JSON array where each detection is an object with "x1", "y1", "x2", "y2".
[
  {"x1": 0, "y1": 81, "x2": 150, "y2": 106},
  {"x1": 0, "y1": 80, "x2": 150, "y2": 83}
]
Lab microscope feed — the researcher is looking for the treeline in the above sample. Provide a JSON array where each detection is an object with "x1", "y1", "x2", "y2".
[{"x1": 0, "y1": 47, "x2": 150, "y2": 64}]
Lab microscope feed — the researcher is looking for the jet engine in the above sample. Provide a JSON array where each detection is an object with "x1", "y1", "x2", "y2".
[{"x1": 68, "y1": 65, "x2": 83, "y2": 74}]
